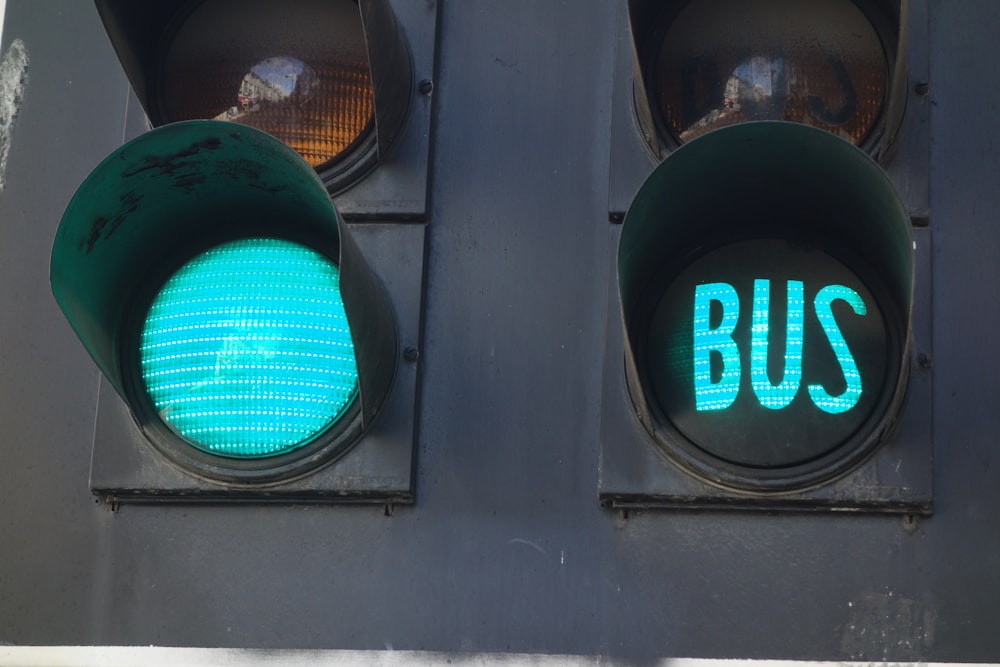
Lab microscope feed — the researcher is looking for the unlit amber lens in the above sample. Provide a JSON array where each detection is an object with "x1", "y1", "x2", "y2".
[
  {"x1": 160, "y1": 0, "x2": 374, "y2": 169},
  {"x1": 651, "y1": 0, "x2": 888, "y2": 146}
]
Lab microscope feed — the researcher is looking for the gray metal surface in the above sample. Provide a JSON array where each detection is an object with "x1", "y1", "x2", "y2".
[{"x1": 0, "y1": 0, "x2": 998, "y2": 661}]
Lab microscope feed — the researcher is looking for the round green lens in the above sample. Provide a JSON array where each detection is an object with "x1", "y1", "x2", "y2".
[{"x1": 139, "y1": 238, "x2": 359, "y2": 458}]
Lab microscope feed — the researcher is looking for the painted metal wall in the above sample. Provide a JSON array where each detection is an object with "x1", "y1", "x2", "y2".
[{"x1": 0, "y1": 0, "x2": 997, "y2": 661}]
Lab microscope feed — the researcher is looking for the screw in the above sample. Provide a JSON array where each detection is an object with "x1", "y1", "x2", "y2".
[
  {"x1": 418, "y1": 79, "x2": 433, "y2": 95},
  {"x1": 404, "y1": 346, "x2": 419, "y2": 362},
  {"x1": 914, "y1": 82, "x2": 930, "y2": 96}
]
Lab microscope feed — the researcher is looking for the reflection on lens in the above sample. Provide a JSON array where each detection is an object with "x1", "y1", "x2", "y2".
[
  {"x1": 651, "y1": 0, "x2": 888, "y2": 145},
  {"x1": 160, "y1": 0, "x2": 374, "y2": 170}
]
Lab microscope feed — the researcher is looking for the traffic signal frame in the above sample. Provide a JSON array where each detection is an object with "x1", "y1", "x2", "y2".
[
  {"x1": 51, "y1": 0, "x2": 439, "y2": 504},
  {"x1": 599, "y1": 0, "x2": 933, "y2": 512},
  {"x1": 599, "y1": 224, "x2": 932, "y2": 512}
]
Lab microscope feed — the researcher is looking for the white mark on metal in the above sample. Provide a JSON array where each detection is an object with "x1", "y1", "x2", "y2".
[
  {"x1": 508, "y1": 538, "x2": 546, "y2": 556},
  {"x1": 0, "y1": 37, "x2": 27, "y2": 191}
]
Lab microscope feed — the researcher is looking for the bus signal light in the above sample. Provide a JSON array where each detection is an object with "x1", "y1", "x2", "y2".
[{"x1": 600, "y1": 121, "x2": 932, "y2": 510}]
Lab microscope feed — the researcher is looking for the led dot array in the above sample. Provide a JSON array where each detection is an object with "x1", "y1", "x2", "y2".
[
  {"x1": 750, "y1": 279, "x2": 804, "y2": 410},
  {"x1": 140, "y1": 238, "x2": 358, "y2": 458}
]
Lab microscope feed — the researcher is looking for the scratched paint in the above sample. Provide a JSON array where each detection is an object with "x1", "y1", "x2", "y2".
[
  {"x1": 841, "y1": 590, "x2": 937, "y2": 660},
  {"x1": 0, "y1": 37, "x2": 27, "y2": 191}
]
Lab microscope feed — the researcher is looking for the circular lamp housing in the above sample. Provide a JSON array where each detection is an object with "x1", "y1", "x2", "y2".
[
  {"x1": 155, "y1": 0, "x2": 381, "y2": 192},
  {"x1": 638, "y1": 238, "x2": 899, "y2": 490},
  {"x1": 618, "y1": 122, "x2": 913, "y2": 492},
  {"x1": 640, "y1": 0, "x2": 896, "y2": 154},
  {"x1": 51, "y1": 121, "x2": 399, "y2": 487},
  {"x1": 127, "y1": 235, "x2": 366, "y2": 483},
  {"x1": 138, "y1": 238, "x2": 360, "y2": 460}
]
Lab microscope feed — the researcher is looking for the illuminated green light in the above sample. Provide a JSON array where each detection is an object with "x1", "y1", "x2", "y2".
[
  {"x1": 808, "y1": 285, "x2": 867, "y2": 414},
  {"x1": 139, "y1": 238, "x2": 358, "y2": 458},
  {"x1": 692, "y1": 279, "x2": 867, "y2": 414},
  {"x1": 692, "y1": 282, "x2": 741, "y2": 411},
  {"x1": 647, "y1": 238, "x2": 891, "y2": 471},
  {"x1": 751, "y1": 279, "x2": 804, "y2": 410}
]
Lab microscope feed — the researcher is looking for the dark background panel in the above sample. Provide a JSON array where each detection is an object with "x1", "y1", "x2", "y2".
[{"x1": 0, "y1": 0, "x2": 998, "y2": 661}]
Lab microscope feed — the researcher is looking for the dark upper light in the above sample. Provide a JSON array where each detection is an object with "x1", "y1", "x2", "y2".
[
  {"x1": 649, "y1": 0, "x2": 889, "y2": 146},
  {"x1": 159, "y1": 0, "x2": 375, "y2": 170}
]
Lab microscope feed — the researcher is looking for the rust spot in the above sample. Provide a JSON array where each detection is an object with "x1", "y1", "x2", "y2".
[
  {"x1": 248, "y1": 182, "x2": 289, "y2": 195},
  {"x1": 105, "y1": 214, "x2": 127, "y2": 240},
  {"x1": 82, "y1": 217, "x2": 107, "y2": 254},
  {"x1": 172, "y1": 174, "x2": 207, "y2": 190},
  {"x1": 119, "y1": 190, "x2": 142, "y2": 216},
  {"x1": 79, "y1": 191, "x2": 146, "y2": 253},
  {"x1": 218, "y1": 158, "x2": 265, "y2": 183},
  {"x1": 122, "y1": 137, "x2": 223, "y2": 179},
  {"x1": 81, "y1": 212, "x2": 130, "y2": 253}
]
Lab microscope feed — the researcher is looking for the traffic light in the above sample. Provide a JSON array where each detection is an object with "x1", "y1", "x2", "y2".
[
  {"x1": 600, "y1": 0, "x2": 932, "y2": 511},
  {"x1": 48, "y1": 0, "x2": 437, "y2": 503}
]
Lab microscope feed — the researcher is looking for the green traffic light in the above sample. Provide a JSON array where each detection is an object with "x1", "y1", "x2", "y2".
[
  {"x1": 51, "y1": 120, "x2": 402, "y2": 487},
  {"x1": 140, "y1": 238, "x2": 359, "y2": 458},
  {"x1": 619, "y1": 122, "x2": 912, "y2": 488}
]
